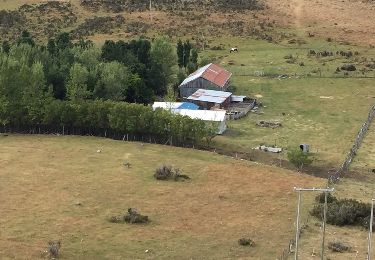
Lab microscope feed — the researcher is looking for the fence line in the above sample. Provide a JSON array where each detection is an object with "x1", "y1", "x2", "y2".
[
  {"x1": 278, "y1": 216, "x2": 310, "y2": 260},
  {"x1": 330, "y1": 104, "x2": 375, "y2": 182}
]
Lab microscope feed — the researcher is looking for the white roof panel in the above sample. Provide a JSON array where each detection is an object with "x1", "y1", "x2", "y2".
[
  {"x1": 173, "y1": 109, "x2": 226, "y2": 122},
  {"x1": 152, "y1": 102, "x2": 183, "y2": 110}
]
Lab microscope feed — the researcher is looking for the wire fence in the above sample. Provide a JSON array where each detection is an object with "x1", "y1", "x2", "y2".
[
  {"x1": 278, "y1": 216, "x2": 310, "y2": 260},
  {"x1": 329, "y1": 104, "x2": 375, "y2": 183}
]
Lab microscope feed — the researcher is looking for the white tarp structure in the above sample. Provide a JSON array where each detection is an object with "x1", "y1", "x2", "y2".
[
  {"x1": 152, "y1": 102, "x2": 227, "y2": 134},
  {"x1": 174, "y1": 109, "x2": 227, "y2": 135}
]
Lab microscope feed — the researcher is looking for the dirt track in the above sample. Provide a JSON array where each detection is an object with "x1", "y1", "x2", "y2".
[{"x1": 266, "y1": 0, "x2": 375, "y2": 45}]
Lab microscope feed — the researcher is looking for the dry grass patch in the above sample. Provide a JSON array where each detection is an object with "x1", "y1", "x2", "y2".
[{"x1": 0, "y1": 135, "x2": 323, "y2": 259}]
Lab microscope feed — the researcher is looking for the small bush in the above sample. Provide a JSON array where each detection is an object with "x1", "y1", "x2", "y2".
[
  {"x1": 154, "y1": 165, "x2": 173, "y2": 180},
  {"x1": 47, "y1": 241, "x2": 61, "y2": 258},
  {"x1": 154, "y1": 165, "x2": 190, "y2": 181},
  {"x1": 287, "y1": 148, "x2": 313, "y2": 170},
  {"x1": 238, "y1": 238, "x2": 255, "y2": 246},
  {"x1": 315, "y1": 193, "x2": 337, "y2": 204},
  {"x1": 311, "y1": 197, "x2": 371, "y2": 228},
  {"x1": 341, "y1": 64, "x2": 356, "y2": 71},
  {"x1": 328, "y1": 241, "x2": 350, "y2": 252},
  {"x1": 124, "y1": 208, "x2": 149, "y2": 224}
]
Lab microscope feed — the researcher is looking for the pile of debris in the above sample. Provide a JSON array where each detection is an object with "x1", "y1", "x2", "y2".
[
  {"x1": 254, "y1": 145, "x2": 282, "y2": 153},
  {"x1": 256, "y1": 120, "x2": 282, "y2": 128}
]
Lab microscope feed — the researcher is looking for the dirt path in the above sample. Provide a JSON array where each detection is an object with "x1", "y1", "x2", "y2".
[{"x1": 266, "y1": 0, "x2": 375, "y2": 45}]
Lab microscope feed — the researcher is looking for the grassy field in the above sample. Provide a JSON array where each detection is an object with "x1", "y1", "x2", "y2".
[
  {"x1": 0, "y1": 135, "x2": 324, "y2": 259},
  {"x1": 199, "y1": 37, "x2": 375, "y2": 168}
]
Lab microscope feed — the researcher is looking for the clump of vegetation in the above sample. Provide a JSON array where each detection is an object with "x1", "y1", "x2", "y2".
[
  {"x1": 328, "y1": 241, "x2": 351, "y2": 253},
  {"x1": 41, "y1": 241, "x2": 61, "y2": 258},
  {"x1": 109, "y1": 208, "x2": 149, "y2": 224},
  {"x1": 238, "y1": 238, "x2": 255, "y2": 247},
  {"x1": 315, "y1": 192, "x2": 338, "y2": 204},
  {"x1": 154, "y1": 165, "x2": 190, "y2": 181},
  {"x1": 287, "y1": 148, "x2": 313, "y2": 170},
  {"x1": 311, "y1": 195, "x2": 372, "y2": 228},
  {"x1": 124, "y1": 208, "x2": 149, "y2": 224},
  {"x1": 341, "y1": 64, "x2": 357, "y2": 71}
]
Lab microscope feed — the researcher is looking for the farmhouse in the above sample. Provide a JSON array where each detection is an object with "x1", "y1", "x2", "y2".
[
  {"x1": 187, "y1": 89, "x2": 232, "y2": 110},
  {"x1": 179, "y1": 63, "x2": 232, "y2": 98}
]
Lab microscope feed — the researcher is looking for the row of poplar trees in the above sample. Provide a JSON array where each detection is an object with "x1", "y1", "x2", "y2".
[{"x1": 0, "y1": 32, "x2": 215, "y2": 146}]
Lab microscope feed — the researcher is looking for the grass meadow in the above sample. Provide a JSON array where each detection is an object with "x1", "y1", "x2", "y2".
[
  {"x1": 0, "y1": 135, "x2": 324, "y2": 259},
  {"x1": 200, "y1": 37, "x2": 375, "y2": 168}
]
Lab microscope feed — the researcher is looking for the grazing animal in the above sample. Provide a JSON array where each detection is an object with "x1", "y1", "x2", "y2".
[{"x1": 230, "y1": 47, "x2": 238, "y2": 53}]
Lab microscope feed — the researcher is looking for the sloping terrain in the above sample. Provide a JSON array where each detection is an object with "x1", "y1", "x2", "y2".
[
  {"x1": 266, "y1": 0, "x2": 375, "y2": 45},
  {"x1": 0, "y1": 0, "x2": 374, "y2": 45},
  {"x1": 0, "y1": 135, "x2": 323, "y2": 259}
]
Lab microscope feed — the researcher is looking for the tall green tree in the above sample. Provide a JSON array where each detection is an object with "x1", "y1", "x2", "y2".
[
  {"x1": 94, "y1": 61, "x2": 130, "y2": 101},
  {"x1": 150, "y1": 37, "x2": 177, "y2": 96},
  {"x1": 177, "y1": 39, "x2": 184, "y2": 68},
  {"x1": 23, "y1": 62, "x2": 52, "y2": 125},
  {"x1": 183, "y1": 40, "x2": 192, "y2": 68},
  {"x1": 66, "y1": 63, "x2": 91, "y2": 101}
]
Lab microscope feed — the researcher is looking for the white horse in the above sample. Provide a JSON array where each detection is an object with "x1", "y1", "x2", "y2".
[{"x1": 230, "y1": 47, "x2": 238, "y2": 53}]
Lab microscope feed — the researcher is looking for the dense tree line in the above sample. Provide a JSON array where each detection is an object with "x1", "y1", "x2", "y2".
[{"x1": 0, "y1": 31, "x2": 212, "y2": 146}]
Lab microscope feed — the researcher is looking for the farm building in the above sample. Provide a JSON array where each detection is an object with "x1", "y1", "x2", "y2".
[
  {"x1": 187, "y1": 89, "x2": 232, "y2": 110},
  {"x1": 179, "y1": 63, "x2": 232, "y2": 98}
]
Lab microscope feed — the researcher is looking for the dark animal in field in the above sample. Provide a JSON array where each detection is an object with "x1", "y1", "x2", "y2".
[{"x1": 230, "y1": 47, "x2": 238, "y2": 53}]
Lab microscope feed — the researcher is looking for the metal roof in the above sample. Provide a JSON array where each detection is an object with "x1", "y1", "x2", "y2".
[
  {"x1": 187, "y1": 89, "x2": 232, "y2": 104},
  {"x1": 179, "y1": 63, "x2": 232, "y2": 88},
  {"x1": 174, "y1": 109, "x2": 227, "y2": 122}
]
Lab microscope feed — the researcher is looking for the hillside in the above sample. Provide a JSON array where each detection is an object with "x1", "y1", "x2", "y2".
[
  {"x1": 0, "y1": 135, "x2": 323, "y2": 259},
  {"x1": 0, "y1": 0, "x2": 374, "y2": 45}
]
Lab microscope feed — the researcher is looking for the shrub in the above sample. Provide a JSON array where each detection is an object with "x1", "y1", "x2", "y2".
[
  {"x1": 154, "y1": 165, "x2": 190, "y2": 181},
  {"x1": 287, "y1": 148, "x2": 313, "y2": 170},
  {"x1": 341, "y1": 64, "x2": 356, "y2": 71},
  {"x1": 328, "y1": 241, "x2": 350, "y2": 252},
  {"x1": 154, "y1": 165, "x2": 174, "y2": 180},
  {"x1": 47, "y1": 241, "x2": 61, "y2": 258},
  {"x1": 311, "y1": 197, "x2": 371, "y2": 228},
  {"x1": 238, "y1": 238, "x2": 255, "y2": 246},
  {"x1": 315, "y1": 193, "x2": 337, "y2": 204},
  {"x1": 124, "y1": 208, "x2": 149, "y2": 224}
]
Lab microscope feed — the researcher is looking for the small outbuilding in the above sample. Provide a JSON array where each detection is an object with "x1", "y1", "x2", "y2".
[
  {"x1": 179, "y1": 63, "x2": 232, "y2": 98},
  {"x1": 187, "y1": 89, "x2": 232, "y2": 110}
]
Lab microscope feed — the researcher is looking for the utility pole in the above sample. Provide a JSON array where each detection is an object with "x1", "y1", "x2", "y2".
[
  {"x1": 368, "y1": 199, "x2": 375, "y2": 260},
  {"x1": 293, "y1": 187, "x2": 334, "y2": 260}
]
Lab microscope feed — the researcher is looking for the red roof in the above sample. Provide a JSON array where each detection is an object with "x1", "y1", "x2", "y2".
[
  {"x1": 201, "y1": 64, "x2": 232, "y2": 88},
  {"x1": 180, "y1": 63, "x2": 232, "y2": 88}
]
